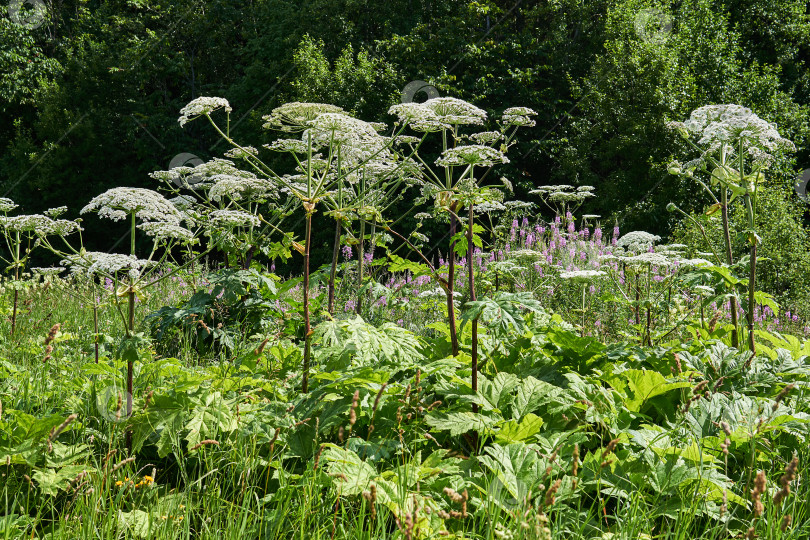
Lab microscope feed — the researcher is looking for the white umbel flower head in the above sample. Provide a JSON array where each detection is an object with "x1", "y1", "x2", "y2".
[
  {"x1": 616, "y1": 231, "x2": 661, "y2": 253},
  {"x1": 208, "y1": 210, "x2": 260, "y2": 228},
  {"x1": 393, "y1": 135, "x2": 420, "y2": 145},
  {"x1": 388, "y1": 103, "x2": 448, "y2": 132},
  {"x1": 81, "y1": 188, "x2": 183, "y2": 224},
  {"x1": 265, "y1": 139, "x2": 309, "y2": 154},
  {"x1": 548, "y1": 190, "x2": 594, "y2": 203},
  {"x1": 469, "y1": 131, "x2": 503, "y2": 145},
  {"x1": 44, "y1": 206, "x2": 68, "y2": 218},
  {"x1": 208, "y1": 175, "x2": 277, "y2": 202},
  {"x1": 623, "y1": 252, "x2": 673, "y2": 267},
  {"x1": 667, "y1": 104, "x2": 795, "y2": 163},
  {"x1": 530, "y1": 185, "x2": 573, "y2": 193},
  {"x1": 693, "y1": 285, "x2": 715, "y2": 295},
  {"x1": 179, "y1": 97, "x2": 232, "y2": 127},
  {"x1": 223, "y1": 146, "x2": 258, "y2": 159},
  {"x1": 677, "y1": 257, "x2": 713, "y2": 267},
  {"x1": 42, "y1": 219, "x2": 82, "y2": 236},
  {"x1": 0, "y1": 198, "x2": 18, "y2": 213},
  {"x1": 0, "y1": 214, "x2": 52, "y2": 233},
  {"x1": 169, "y1": 195, "x2": 197, "y2": 210},
  {"x1": 263, "y1": 102, "x2": 346, "y2": 132},
  {"x1": 0, "y1": 214, "x2": 81, "y2": 236},
  {"x1": 152, "y1": 158, "x2": 256, "y2": 190},
  {"x1": 137, "y1": 222, "x2": 195, "y2": 243},
  {"x1": 559, "y1": 270, "x2": 607, "y2": 282},
  {"x1": 62, "y1": 251, "x2": 152, "y2": 280},
  {"x1": 422, "y1": 97, "x2": 487, "y2": 125},
  {"x1": 501, "y1": 107, "x2": 537, "y2": 127},
  {"x1": 435, "y1": 145, "x2": 509, "y2": 167},
  {"x1": 419, "y1": 288, "x2": 462, "y2": 299},
  {"x1": 474, "y1": 201, "x2": 507, "y2": 214},
  {"x1": 504, "y1": 201, "x2": 535, "y2": 210},
  {"x1": 305, "y1": 113, "x2": 383, "y2": 147}
]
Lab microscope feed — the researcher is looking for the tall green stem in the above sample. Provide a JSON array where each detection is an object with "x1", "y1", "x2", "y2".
[
  {"x1": 328, "y1": 180, "x2": 344, "y2": 316},
  {"x1": 467, "y1": 204, "x2": 478, "y2": 413},
  {"x1": 130, "y1": 212, "x2": 136, "y2": 257},
  {"x1": 125, "y1": 288, "x2": 135, "y2": 450},
  {"x1": 446, "y1": 203, "x2": 459, "y2": 356},
  {"x1": 720, "y1": 188, "x2": 740, "y2": 348},
  {"x1": 356, "y1": 219, "x2": 365, "y2": 315},
  {"x1": 302, "y1": 211, "x2": 313, "y2": 393},
  {"x1": 740, "y1": 139, "x2": 757, "y2": 354},
  {"x1": 126, "y1": 212, "x2": 136, "y2": 450},
  {"x1": 644, "y1": 266, "x2": 652, "y2": 346},
  {"x1": 745, "y1": 193, "x2": 757, "y2": 354},
  {"x1": 10, "y1": 232, "x2": 20, "y2": 337},
  {"x1": 93, "y1": 298, "x2": 99, "y2": 364},
  {"x1": 747, "y1": 241, "x2": 757, "y2": 354},
  {"x1": 581, "y1": 283, "x2": 587, "y2": 338},
  {"x1": 328, "y1": 221, "x2": 341, "y2": 315},
  {"x1": 10, "y1": 286, "x2": 18, "y2": 338}
]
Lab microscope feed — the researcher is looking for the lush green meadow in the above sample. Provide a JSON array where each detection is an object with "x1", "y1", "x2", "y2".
[
  {"x1": 0, "y1": 95, "x2": 808, "y2": 540},
  {"x1": 1, "y1": 256, "x2": 809, "y2": 539}
]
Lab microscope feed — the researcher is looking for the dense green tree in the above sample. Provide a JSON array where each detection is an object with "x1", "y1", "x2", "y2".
[
  {"x1": 2, "y1": 0, "x2": 810, "y2": 256},
  {"x1": 552, "y1": 0, "x2": 810, "y2": 233}
]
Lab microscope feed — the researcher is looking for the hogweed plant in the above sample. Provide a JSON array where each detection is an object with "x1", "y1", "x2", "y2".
[
  {"x1": 0, "y1": 201, "x2": 81, "y2": 337},
  {"x1": 531, "y1": 184, "x2": 596, "y2": 223},
  {"x1": 176, "y1": 98, "x2": 420, "y2": 392},
  {"x1": 150, "y1": 155, "x2": 296, "y2": 270},
  {"x1": 388, "y1": 100, "x2": 537, "y2": 357},
  {"x1": 31, "y1": 187, "x2": 205, "y2": 449},
  {"x1": 667, "y1": 104, "x2": 796, "y2": 353}
]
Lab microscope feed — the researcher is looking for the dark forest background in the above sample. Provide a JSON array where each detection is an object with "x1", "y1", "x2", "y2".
[{"x1": 2, "y1": 0, "x2": 810, "y2": 269}]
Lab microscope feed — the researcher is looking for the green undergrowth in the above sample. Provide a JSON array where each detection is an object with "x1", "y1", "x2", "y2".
[{"x1": 1, "y1": 284, "x2": 809, "y2": 539}]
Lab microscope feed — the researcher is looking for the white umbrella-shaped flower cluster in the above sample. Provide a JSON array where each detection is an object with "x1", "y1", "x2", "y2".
[
  {"x1": 0, "y1": 198, "x2": 19, "y2": 213},
  {"x1": 0, "y1": 214, "x2": 81, "y2": 236},
  {"x1": 615, "y1": 231, "x2": 662, "y2": 253},
  {"x1": 207, "y1": 174, "x2": 277, "y2": 203},
  {"x1": 389, "y1": 97, "x2": 489, "y2": 132},
  {"x1": 262, "y1": 102, "x2": 346, "y2": 132},
  {"x1": 178, "y1": 97, "x2": 232, "y2": 127},
  {"x1": 207, "y1": 209, "x2": 261, "y2": 228},
  {"x1": 61, "y1": 251, "x2": 153, "y2": 280},
  {"x1": 435, "y1": 145, "x2": 510, "y2": 168},
  {"x1": 81, "y1": 187, "x2": 183, "y2": 224},
  {"x1": 501, "y1": 107, "x2": 537, "y2": 128},
  {"x1": 667, "y1": 104, "x2": 795, "y2": 164}
]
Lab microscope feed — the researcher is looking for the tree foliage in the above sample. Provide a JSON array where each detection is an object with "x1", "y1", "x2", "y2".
[{"x1": 2, "y1": 0, "x2": 810, "y2": 253}]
